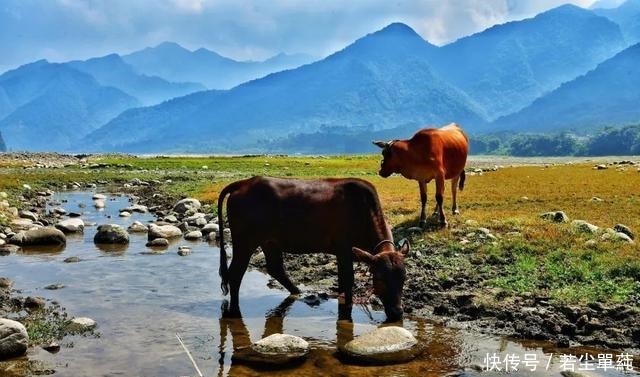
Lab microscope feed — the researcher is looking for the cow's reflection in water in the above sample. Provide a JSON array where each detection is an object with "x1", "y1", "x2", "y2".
[{"x1": 217, "y1": 297, "x2": 359, "y2": 374}]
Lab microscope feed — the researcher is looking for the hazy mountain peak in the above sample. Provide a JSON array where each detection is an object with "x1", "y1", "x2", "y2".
[{"x1": 375, "y1": 22, "x2": 420, "y2": 36}]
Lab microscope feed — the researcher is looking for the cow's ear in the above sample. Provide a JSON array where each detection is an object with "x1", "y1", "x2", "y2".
[
  {"x1": 399, "y1": 239, "x2": 410, "y2": 257},
  {"x1": 372, "y1": 140, "x2": 388, "y2": 149},
  {"x1": 352, "y1": 247, "x2": 374, "y2": 264}
]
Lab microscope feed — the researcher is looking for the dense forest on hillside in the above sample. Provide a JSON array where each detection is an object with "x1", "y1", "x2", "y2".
[{"x1": 267, "y1": 124, "x2": 640, "y2": 156}]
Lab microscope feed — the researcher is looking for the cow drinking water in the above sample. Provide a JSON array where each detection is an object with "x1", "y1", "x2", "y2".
[
  {"x1": 217, "y1": 176, "x2": 409, "y2": 322},
  {"x1": 374, "y1": 123, "x2": 469, "y2": 227}
]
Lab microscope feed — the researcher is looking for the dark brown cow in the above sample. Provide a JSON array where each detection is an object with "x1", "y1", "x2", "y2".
[
  {"x1": 217, "y1": 176, "x2": 410, "y2": 322},
  {"x1": 374, "y1": 123, "x2": 469, "y2": 227}
]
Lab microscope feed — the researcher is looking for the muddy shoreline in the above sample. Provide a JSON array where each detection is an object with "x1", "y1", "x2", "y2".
[{"x1": 3, "y1": 175, "x2": 640, "y2": 357}]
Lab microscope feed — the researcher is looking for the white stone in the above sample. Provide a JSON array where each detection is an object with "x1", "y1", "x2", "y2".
[
  {"x1": 253, "y1": 333, "x2": 309, "y2": 355},
  {"x1": 0, "y1": 318, "x2": 29, "y2": 359}
]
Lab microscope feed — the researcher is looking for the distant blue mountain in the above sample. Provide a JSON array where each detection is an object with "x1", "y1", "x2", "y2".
[
  {"x1": 429, "y1": 4, "x2": 626, "y2": 119},
  {"x1": 84, "y1": 23, "x2": 488, "y2": 152},
  {"x1": 0, "y1": 61, "x2": 139, "y2": 151},
  {"x1": 122, "y1": 42, "x2": 316, "y2": 89},
  {"x1": 493, "y1": 43, "x2": 640, "y2": 132},
  {"x1": 67, "y1": 54, "x2": 205, "y2": 105},
  {"x1": 593, "y1": 0, "x2": 640, "y2": 44}
]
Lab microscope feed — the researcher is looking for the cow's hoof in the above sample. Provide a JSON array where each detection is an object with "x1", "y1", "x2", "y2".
[
  {"x1": 452, "y1": 209, "x2": 460, "y2": 215},
  {"x1": 419, "y1": 220, "x2": 427, "y2": 228},
  {"x1": 222, "y1": 305, "x2": 242, "y2": 318}
]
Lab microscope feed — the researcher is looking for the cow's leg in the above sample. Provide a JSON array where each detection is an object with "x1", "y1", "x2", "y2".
[
  {"x1": 419, "y1": 181, "x2": 427, "y2": 227},
  {"x1": 264, "y1": 249, "x2": 300, "y2": 295},
  {"x1": 224, "y1": 241, "x2": 254, "y2": 318},
  {"x1": 336, "y1": 251, "x2": 354, "y2": 321},
  {"x1": 435, "y1": 172, "x2": 447, "y2": 226},
  {"x1": 451, "y1": 175, "x2": 460, "y2": 215}
]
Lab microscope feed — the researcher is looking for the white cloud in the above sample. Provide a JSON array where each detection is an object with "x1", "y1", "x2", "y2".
[{"x1": 0, "y1": 0, "x2": 602, "y2": 70}]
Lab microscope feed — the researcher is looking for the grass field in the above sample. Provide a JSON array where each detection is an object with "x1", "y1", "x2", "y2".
[{"x1": 1, "y1": 154, "x2": 639, "y2": 306}]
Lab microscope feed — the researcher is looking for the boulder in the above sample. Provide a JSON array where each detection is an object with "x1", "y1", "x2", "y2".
[
  {"x1": 51, "y1": 207, "x2": 67, "y2": 215},
  {"x1": 10, "y1": 218, "x2": 36, "y2": 231},
  {"x1": 63, "y1": 256, "x2": 81, "y2": 263},
  {"x1": 177, "y1": 246, "x2": 192, "y2": 256},
  {"x1": 0, "y1": 318, "x2": 29, "y2": 360},
  {"x1": 233, "y1": 333, "x2": 309, "y2": 366},
  {"x1": 253, "y1": 333, "x2": 309, "y2": 355},
  {"x1": 93, "y1": 199, "x2": 105, "y2": 209},
  {"x1": 67, "y1": 317, "x2": 96, "y2": 331},
  {"x1": 94, "y1": 224, "x2": 129, "y2": 244},
  {"x1": 148, "y1": 224, "x2": 182, "y2": 241},
  {"x1": 24, "y1": 296, "x2": 46, "y2": 310},
  {"x1": 614, "y1": 224, "x2": 634, "y2": 240},
  {"x1": 0, "y1": 244, "x2": 21, "y2": 255},
  {"x1": 184, "y1": 231, "x2": 202, "y2": 240},
  {"x1": 201, "y1": 223, "x2": 219, "y2": 235},
  {"x1": 339, "y1": 326, "x2": 422, "y2": 364},
  {"x1": 92, "y1": 194, "x2": 106, "y2": 200},
  {"x1": 172, "y1": 198, "x2": 201, "y2": 214},
  {"x1": 119, "y1": 211, "x2": 131, "y2": 217},
  {"x1": 571, "y1": 220, "x2": 599, "y2": 234},
  {"x1": 120, "y1": 204, "x2": 148, "y2": 214},
  {"x1": 18, "y1": 210, "x2": 38, "y2": 222},
  {"x1": 55, "y1": 218, "x2": 85, "y2": 233},
  {"x1": 163, "y1": 214, "x2": 179, "y2": 223},
  {"x1": 9, "y1": 227, "x2": 66, "y2": 246},
  {"x1": 540, "y1": 211, "x2": 569, "y2": 223},
  {"x1": 127, "y1": 221, "x2": 148, "y2": 233},
  {"x1": 0, "y1": 278, "x2": 13, "y2": 289},
  {"x1": 146, "y1": 238, "x2": 169, "y2": 247}
]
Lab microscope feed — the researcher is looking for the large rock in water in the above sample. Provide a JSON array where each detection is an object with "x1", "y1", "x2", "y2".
[
  {"x1": 55, "y1": 218, "x2": 85, "y2": 233},
  {"x1": 339, "y1": 326, "x2": 422, "y2": 364},
  {"x1": 233, "y1": 333, "x2": 309, "y2": 366},
  {"x1": 0, "y1": 318, "x2": 29, "y2": 360},
  {"x1": 9, "y1": 227, "x2": 66, "y2": 246},
  {"x1": 172, "y1": 198, "x2": 201, "y2": 214},
  {"x1": 148, "y1": 224, "x2": 182, "y2": 240},
  {"x1": 94, "y1": 224, "x2": 129, "y2": 244}
]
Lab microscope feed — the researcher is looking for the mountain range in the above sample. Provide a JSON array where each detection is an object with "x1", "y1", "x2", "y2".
[
  {"x1": 122, "y1": 42, "x2": 314, "y2": 90},
  {"x1": 493, "y1": 42, "x2": 640, "y2": 131},
  {"x1": 1, "y1": 1, "x2": 639, "y2": 153}
]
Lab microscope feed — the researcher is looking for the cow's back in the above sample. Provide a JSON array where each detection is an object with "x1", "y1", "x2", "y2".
[
  {"x1": 226, "y1": 177, "x2": 382, "y2": 253},
  {"x1": 411, "y1": 124, "x2": 468, "y2": 179}
]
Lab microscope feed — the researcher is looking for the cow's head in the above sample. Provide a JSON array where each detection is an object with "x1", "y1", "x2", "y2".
[
  {"x1": 373, "y1": 140, "x2": 399, "y2": 178},
  {"x1": 352, "y1": 239, "x2": 410, "y2": 322}
]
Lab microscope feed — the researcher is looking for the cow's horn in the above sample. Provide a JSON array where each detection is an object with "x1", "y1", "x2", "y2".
[{"x1": 373, "y1": 140, "x2": 389, "y2": 149}]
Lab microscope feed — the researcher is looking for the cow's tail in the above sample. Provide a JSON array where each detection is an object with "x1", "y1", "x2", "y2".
[
  {"x1": 217, "y1": 181, "x2": 243, "y2": 296},
  {"x1": 459, "y1": 170, "x2": 466, "y2": 191}
]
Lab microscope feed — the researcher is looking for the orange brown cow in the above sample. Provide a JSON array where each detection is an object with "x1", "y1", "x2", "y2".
[{"x1": 374, "y1": 123, "x2": 469, "y2": 227}]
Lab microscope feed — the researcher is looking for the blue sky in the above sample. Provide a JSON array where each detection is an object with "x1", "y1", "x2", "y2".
[{"x1": 0, "y1": 0, "x2": 608, "y2": 72}]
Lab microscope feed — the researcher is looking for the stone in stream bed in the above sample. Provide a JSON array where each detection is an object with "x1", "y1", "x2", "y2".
[
  {"x1": 127, "y1": 221, "x2": 148, "y2": 233},
  {"x1": 0, "y1": 318, "x2": 29, "y2": 360},
  {"x1": 55, "y1": 218, "x2": 84, "y2": 233},
  {"x1": 172, "y1": 198, "x2": 201, "y2": 214},
  {"x1": 233, "y1": 333, "x2": 309, "y2": 366},
  {"x1": 184, "y1": 230, "x2": 202, "y2": 240},
  {"x1": 0, "y1": 244, "x2": 21, "y2": 255},
  {"x1": 63, "y1": 256, "x2": 81, "y2": 263},
  {"x1": 148, "y1": 224, "x2": 182, "y2": 240},
  {"x1": 9, "y1": 227, "x2": 66, "y2": 246},
  {"x1": 94, "y1": 224, "x2": 129, "y2": 244},
  {"x1": 339, "y1": 326, "x2": 422, "y2": 364},
  {"x1": 177, "y1": 246, "x2": 192, "y2": 256},
  {"x1": 67, "y1": 317, "x2": 96, "y2": 331},
  {"x1": 146, "y1": 238, "x2": 169, "y2": 248}
]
